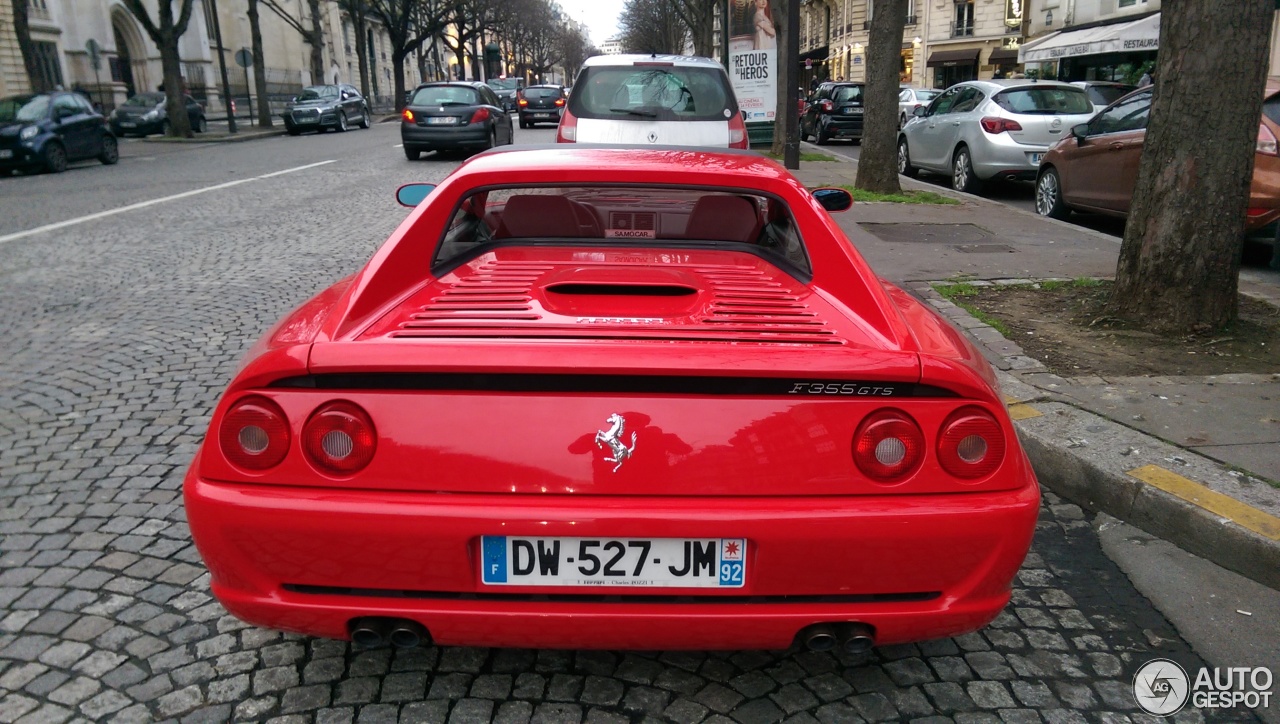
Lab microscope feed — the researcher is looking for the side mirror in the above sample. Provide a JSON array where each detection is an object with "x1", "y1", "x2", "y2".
[
  {"x1": 812, "y1": 188, "x2": 853, "y2": 213},
  {"x1": 396, "y1": 183, "x2": 437, "y2": 207},
  {"x1": 1071, "y1": 123, "x2": 1089, "y2": 142},
  {"x1": 913, "y1": 106, "x2": 928, "y2": 118}
]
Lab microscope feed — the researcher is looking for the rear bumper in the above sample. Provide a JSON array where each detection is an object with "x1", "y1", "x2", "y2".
[
  {"x1": 970, "y1": 134, "x2": 1050, "y2": 181},
  {"x1": 820, "y1": 115, "x2": 864, "y2": 139},
  {"x1": 401, "y1": 124, "x2": 489, "y2": 149},
  {"x1": 186, "y1": 471, "x2": 1040, "y2": 649}
]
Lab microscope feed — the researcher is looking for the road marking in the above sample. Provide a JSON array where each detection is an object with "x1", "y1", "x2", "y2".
[
  {"x1": 1126, "y1": 464, "x2": 1280, "y2": 541},
  {"x1": 394, "y1": 144, "x2": 403, "y2": 148},
  {"x1": 0, "y1": 159, "x2": 337, "y2": 245}
]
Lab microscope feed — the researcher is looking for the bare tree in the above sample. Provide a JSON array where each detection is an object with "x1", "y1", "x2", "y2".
[
  {"x1": 440, "y1": 0, "x2": 498, "y2": 81},
  {"x1": 367, "y1": 0, "x2": 451, "y2": 110},
  {"x1": 247, "y1": 0, "x2": 274, "y2": 127},
  {"x1": 669, "y1": 0, "x2": 715, "y2": 57},
  {"x1": 557, "y1": 23, "x2": 595, "y2": 83},
  {"x1": 1103, "y1": 0, "x2": 1272, "y2": 333},
  {"x1": 854, "y1": 0, "x2": 906, "y2": 193},
  {"x1": 259, "y1": 0, "x2": 326, "y2": 84},
  {"x1": 10, "y1": 0, "x2": 42, "y2": 91},
  {"x1": 121, "y1": 0, "x2": 196, "y2": 137},
  {"x1": 335, "y1": 0, "x2": 372, "y2": 97},
  {"x1": 619, "y1": 0, "x2": 687, "y2": 55}
]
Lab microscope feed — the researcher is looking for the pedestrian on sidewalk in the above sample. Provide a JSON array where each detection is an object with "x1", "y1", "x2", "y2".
[{"x1": 1138, "y1": 66, "x2": 1155, "y2": 87}]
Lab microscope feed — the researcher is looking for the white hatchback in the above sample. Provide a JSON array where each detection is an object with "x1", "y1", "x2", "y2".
[{"x1": 557, "y1": 55, "x2": 748, "y2": 149}]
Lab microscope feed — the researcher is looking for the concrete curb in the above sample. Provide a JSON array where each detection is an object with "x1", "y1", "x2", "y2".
[
  {"x1": 911, "y1": 280, "x2": 1280, "y2": 591},
  {"x1": 140, "y1": 129, "x2": 288, "y2": 144}
]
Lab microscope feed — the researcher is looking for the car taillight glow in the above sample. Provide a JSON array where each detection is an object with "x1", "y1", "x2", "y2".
[
  {"x1": 518, "y1": 98, "x2": 529, "y2": 107},
  {"x1": 1257, "y1": 123, "x2": 1278, "y2": 156},
  {"x1": 853, "y1": 409, "x2": 924, "y2": 482},
  {"x1": 820, "y1": 100, "x2": 834, "y2": 113},
  {"x1": 554, "y1": 98, "x2": 565, "y2": 107},
  {"x1": 557, "y1": 108, "x2": 578, "y2": 142},
  {"x1": 469, "y1": 107, "x2": 490, "y2": 124},
  {"x1": 303, "y1": 401, "x2": 376, "y2": 475},
  {"x1": 937, "y1": 406, "x2": 1006, "y2": 479},
  {"x1": 728, "y1": 112, "x2": 748, "y2": 148},
  {"x1": 219, "y1": 396, "x2": 290, "y2": 470},
  {"x1": 402, "y1": 109, "x2": 414, "y2": 122},
  {"x1": 980, "y1": 117, "x2": 1023, "y2": 134}
]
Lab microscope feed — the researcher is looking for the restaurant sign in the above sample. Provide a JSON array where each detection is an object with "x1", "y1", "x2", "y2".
[{"x1": 1005, "y1": 0, "x2": 1023, "y2": 27}]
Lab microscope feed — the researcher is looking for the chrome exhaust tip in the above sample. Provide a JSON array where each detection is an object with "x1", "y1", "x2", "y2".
[
  {"x1": 349, "y1": 617, "x2": 390, "y2": 647},
  {"x1": 803, "y1": 624, "x2": 838, "y2": 652},
  {"x1": 838, "y1": 622, "x2": 876, "y2": 655},
  {"x1": 388, "y1": 620, "x2": 430, "y2": 649}
]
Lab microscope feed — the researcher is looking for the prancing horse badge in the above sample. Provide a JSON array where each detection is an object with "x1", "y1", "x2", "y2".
[{"x1": 595, "y1": 413, "x2": 637, "y2": 472}]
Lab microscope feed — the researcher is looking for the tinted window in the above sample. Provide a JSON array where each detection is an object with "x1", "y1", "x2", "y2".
[
  {"x1": 298, "y1": 86, "x2": 339, "y2": 100},
  {"x1": 898, "y1": 89, "x2": 911, "y2": 102},
  {"x1": 569, "y1": 65, "x2": 737, "y2": 122},
  {"x1": 488, "y1": 78, "x2": 521, "y2": 91},
  {"x1": 1086, "y1": 85, "x2": 1135, "y2": 107},
  {"x1": 1089, "y1": 90, "x2": 1151, "y2": 135},
  {"x1": 525, "y1": 88, "x2": 563, "y2": 99},
  {"x1": 1263, "y1": 94, "x2": 1280, "y2": 126},
  {"x1": 0, "y1": 94, "x2": 50, "y2": 121},
  {"x1": 53, "y1": 95, "x2": 81, "y2": 115},
  {"x1": 123, "y1": 93, "x2": 165, "y2": 107},
  {"x1": 915, "y1": 90, "x2": 940, "y2": 102},
  {"x1": 832, "y1": 85, "x2": 863, "y2": 103},
  {"x1": 412, "y1": 86, "x2": 482, "y2": 106},
  {"x1": 951, "y1": 88, "x2": 984, "y2": 113},
  {"x1": 993, "y1": 87, "x2": 1092, "y2": 115},
  {"x1": 928, "y1": 87, "x2": 961, "y2": 115}
]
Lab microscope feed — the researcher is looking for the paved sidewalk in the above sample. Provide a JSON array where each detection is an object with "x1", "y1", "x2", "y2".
[{"x1": 788, "y1": 149, "x2": 1280, "y2": 591}]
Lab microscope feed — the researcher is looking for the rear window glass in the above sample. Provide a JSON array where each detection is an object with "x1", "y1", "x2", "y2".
[
  {"x1": 432, "y1": 186, "x2": 809, "y2": 275},
  {"x1": 525, "y1": 88, "x2": 563, "y2": 99},
  {"x1": 993, "y1": 87, "x2": 1092, "y2": 115},
  {"x1": 1087, "y1": 85, "x2": 1135, "y2": 107},
  {"x1": 411, "y1": 86, "x2": 480, "y2": 106},
  {"x1": 916, "y1": 90, "x2": 940, "y2": 101},
  {"x1": 1264, "y1": 95, "x2": 1280, "y2": 127},
  {"x1": 568, "y1": 66, "x2": 738, "y2": 122},
  {"x1": 832, "y1": 86, "x2": 863, "y2": 103}
]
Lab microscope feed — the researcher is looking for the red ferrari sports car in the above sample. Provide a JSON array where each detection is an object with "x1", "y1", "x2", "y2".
[{"x1": 185, "y1": 146, "x2": 1039, "y2": 652}]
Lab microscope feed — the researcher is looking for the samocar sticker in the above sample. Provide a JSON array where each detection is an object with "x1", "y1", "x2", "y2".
[{"x1": 606, "y1": 229, "x2": 656, "y2": 239}]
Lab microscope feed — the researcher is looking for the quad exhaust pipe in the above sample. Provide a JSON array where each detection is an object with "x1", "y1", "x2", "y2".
[
  {"x1": 800, "y1": 622, "x2": 876, "y2": 654},
  {"x1": 349, "y1": 617, "x2": 431, "y2": 648}
]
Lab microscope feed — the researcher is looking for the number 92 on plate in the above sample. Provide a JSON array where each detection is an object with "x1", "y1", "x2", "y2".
[{"x1": 481, "y1": 536, "x2": 747, "y2": 588}]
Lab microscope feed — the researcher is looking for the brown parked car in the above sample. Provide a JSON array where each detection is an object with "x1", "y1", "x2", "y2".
[{"x1": 1035, "y1": 80, "x2": 1280, "y2": 232}]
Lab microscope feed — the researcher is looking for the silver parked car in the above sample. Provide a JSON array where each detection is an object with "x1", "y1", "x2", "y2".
[
  {"x1": 1068, "y1": 81, "x2": 1137, "y2": 113},
  {"x1": 897, "y1": 80, "x2": 1095, "y2": 194},
  {"x1": 898, "y1": 86, "x2": 940, "y2": 128}
]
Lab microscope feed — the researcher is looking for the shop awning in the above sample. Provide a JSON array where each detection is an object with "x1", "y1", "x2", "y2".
[
  {"x1": 987, "y1": 48, "x2": 1021, "y2": 64},
  {"x1": 1018, "y1": 13, "x2": 1159, "y2": 63},
  {"x1": 926, "y1": 49, "x2": 980, "y2": 68},
  {"x1": 798, "y1": 47, "x2": 830, "y2": 63}
]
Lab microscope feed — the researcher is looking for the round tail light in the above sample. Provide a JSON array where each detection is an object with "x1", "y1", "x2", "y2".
[
  {"x1": 219, "y1": 395, "x2": 290, "y2": 470},
  {"x1": 938, "y1": 406, "x2": 1006, "y2": 479},
  {"x1": 853, "y1": 409, "x2": 924, "y2": 482},
  {"x1": 303, "y1": 401, "x2": 376, "y2": 475}
]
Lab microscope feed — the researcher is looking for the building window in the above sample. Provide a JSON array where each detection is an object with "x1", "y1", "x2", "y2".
[
  {"x1": 905, "y1": 0, "x2": 916, "y2": 24},
  {"x1": 31, "y1": 41, "x2": 63, "y2": 92},
  {"x1": 27, "y1": 0, "x2": 49, "y2": 20},
  {"x1": 201, "y1": 0, "x2": 216, "y2": 40},
  {"x1": 1119, "y1": 0, "x2": 1138, "y2": 5},
  {"x1": 953, "y1": 1, "x2": 975, "y2": 37}
]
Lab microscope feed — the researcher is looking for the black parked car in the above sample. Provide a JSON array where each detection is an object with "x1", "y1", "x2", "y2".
[
  {"x1": 401, "y1": 82, "x2": 514, "y2": 160},
  {"x1": 283, "y1": 84, "x2": 371, "y2": 135},
  {"x1": 109, "y1": 92, "x2": 206, "y2": 136},
  {"x1": 517, "y1": 85, "x2": 566, "y2": 128},
  {"x1": 802, "y1": 81, "x2": 866, "y2": 145},
  {"x1": 0, "y1": 92, "x2": 118, "y2": 174},
  {"x1": 486, "y1": 77, "x2": 524, "y2": 112}
]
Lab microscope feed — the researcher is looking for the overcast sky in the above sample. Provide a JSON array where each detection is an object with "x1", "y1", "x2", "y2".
[{"x1": 558, "y1": 0, "x2": 625, "y2": 46}]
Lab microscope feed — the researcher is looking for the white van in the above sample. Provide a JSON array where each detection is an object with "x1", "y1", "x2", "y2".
[{"x1": 557, "y1": 55, "x2": 748, "y2": 149}]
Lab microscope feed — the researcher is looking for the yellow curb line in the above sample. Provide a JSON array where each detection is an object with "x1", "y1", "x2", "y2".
[
  {"x1": 1007, "y1": 403, "x2": 1043, "y2": 420},
  {"x1": 1126, "y1": 464, "x2": 1280, "y2": 542}
]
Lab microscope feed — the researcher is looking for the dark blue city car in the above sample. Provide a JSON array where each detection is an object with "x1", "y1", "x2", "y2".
[
  {"x1": 284, "y1": 84, "x2": 371, "y2": 135},
  {"x1": 517, "y1": 85, "x2": 566, "y2": 128},
  {"x1": 0, "y1": 92, "x2": 118, "y2": 174},
  {"x1": 109, "y1": 92, "x2": 207, "y2": 136},
  {"x1": 400, "y1": 82, "x2": 514, "y2": 160}
]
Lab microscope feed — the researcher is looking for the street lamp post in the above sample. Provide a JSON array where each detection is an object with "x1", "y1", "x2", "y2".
[{"x1": 207, "y1": 0, "x2": 237, "y2": 133}]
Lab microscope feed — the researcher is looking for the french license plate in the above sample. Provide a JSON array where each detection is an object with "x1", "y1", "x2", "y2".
[
  {"x1": 845, "y1": 108, "x2": 863, "y2": 115},
  {"x1": 120, "y1": 122, "x2": 137, "y2": 128},
  {"x1": 299, "y1": 117, "x2": 317, "y2": 123},
  {"x1": 428, "y1": 116, "x2": 458, "y2": 125},
  {"x1": 1030, "y1": 153, "x2": 1043, "y2": 164},
  {"x1": 481, "y1": 536, "x2": 746, "y2": 588},
  {"x1": 0, "y1": 150, "x2": 12, "y2": 159}
]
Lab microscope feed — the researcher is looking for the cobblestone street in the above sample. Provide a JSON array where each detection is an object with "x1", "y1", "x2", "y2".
[{"x1": 0, "y1": 126, "x2": 1262, "y2": 724}]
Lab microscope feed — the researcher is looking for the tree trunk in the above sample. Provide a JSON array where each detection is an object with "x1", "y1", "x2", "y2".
[
  {"x1": 854, "y1": 0, "x2": 906, "y2": 194},
  {"x1": 307, "y1": 0, "x2": 326, "y2": 84},
  {"x1": 160, "y1": 34, "x2": 194, "y2": 136},
  {"x1": 1103, "y1": 0, "x2": 1272, "y2": 333},
  {"x1": 392, "y1": 52, "x2": 407, "y2": 111},
  {"x1": 771, "y1": 0, "x2": 791, "y2": 158},
  {"x1": 11, "y1": 0, "x2": 41, "y2": 91},
  {"x1": 248, "y1": 0, "x2": 274, "y2": 127}
]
